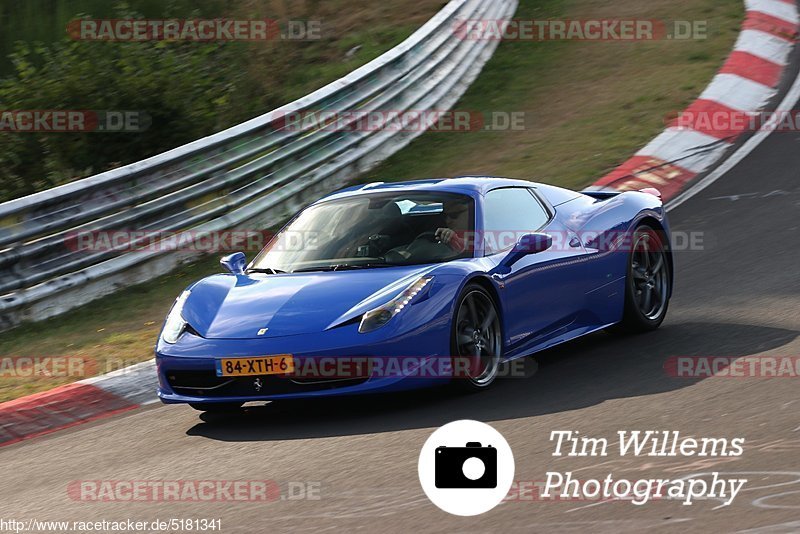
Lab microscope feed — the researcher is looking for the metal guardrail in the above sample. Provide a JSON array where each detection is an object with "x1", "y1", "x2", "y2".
[{"x1": 0, "y1": 0, "x2": 517, "y2": 330}]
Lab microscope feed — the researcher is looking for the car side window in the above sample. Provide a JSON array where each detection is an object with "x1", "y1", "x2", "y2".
[{"x1": 483, "y1": 188, "x2": 550, "y2": 255}]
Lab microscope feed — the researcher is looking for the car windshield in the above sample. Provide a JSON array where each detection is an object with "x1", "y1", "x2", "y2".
[{"x1": 249, "y1": 191, "x2": 475, "y2": 273}]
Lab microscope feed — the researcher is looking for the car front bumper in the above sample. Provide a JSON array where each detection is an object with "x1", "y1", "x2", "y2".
[{"x1": 156, "y1": 321, "x2": 453, "y2": 404}]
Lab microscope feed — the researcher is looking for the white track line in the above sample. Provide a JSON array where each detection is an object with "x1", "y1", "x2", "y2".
[{"x1": 666, "y1": 65, "x2": 800, "y2": 211}]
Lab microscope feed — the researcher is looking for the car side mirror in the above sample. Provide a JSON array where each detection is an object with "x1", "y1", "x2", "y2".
[
  {"x1": 220, "y1": 252, "x2": 247, "y2": 275},
  {"x1": 500, "y1": 233, "x2": 552, "y2": 269}
]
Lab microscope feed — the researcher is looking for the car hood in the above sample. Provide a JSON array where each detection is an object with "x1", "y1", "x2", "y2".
[{"x1": 181, "y1": 265, "x2": 437, "y2": 339}]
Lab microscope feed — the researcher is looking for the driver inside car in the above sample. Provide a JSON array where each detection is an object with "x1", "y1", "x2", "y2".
[
  {"x1": 384, "y1": 197, "x2": 472, "y2": 263},
  {"x1": 435, "y1": 199, "x2": 470, "y2": 253}
]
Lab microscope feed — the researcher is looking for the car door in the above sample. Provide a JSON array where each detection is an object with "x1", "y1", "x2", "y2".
[{"x1": 483, "y1": 187, "x2": 589, "y2": 354}]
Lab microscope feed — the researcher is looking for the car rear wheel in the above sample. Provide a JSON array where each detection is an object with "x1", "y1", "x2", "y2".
[
  {"x1": 451, "y1": 284, "x2": 503, "y2": 391},
  {"x1": 612, "y1": 224, "x2": 671, "y2": 333},
  {"x1": 189, "y1": 402, "x2": 243, "y2": 413}
]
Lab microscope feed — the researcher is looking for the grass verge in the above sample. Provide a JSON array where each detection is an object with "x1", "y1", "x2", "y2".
[{"x1": 366, "y1": 0, "x2": 744, "y2": 190}]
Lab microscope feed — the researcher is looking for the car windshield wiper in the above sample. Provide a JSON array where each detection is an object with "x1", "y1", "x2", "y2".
[
  {"x1": 291, "y1": 262, "x2": 394, "y2": 273},
  {"x1": 246, "y1": 267, "x2": 286, "y2": 274}
]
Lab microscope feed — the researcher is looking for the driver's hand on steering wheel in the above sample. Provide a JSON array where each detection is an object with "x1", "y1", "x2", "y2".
[{"x1": 435, "y1": 228, "x2": 465, "y2": 252}]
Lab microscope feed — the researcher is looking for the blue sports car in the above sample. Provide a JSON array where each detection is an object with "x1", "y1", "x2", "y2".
[{"x1": 156, "y1": 177, "x2": 672, "y2": 412}]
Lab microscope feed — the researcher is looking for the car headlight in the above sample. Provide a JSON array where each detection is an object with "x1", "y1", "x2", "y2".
[
  {"x1": 161, "y1": 290, "x2": 191, "y2": 344},
  {"x1": 359, "y1": 277, "x2": 432, "y2": 333}
]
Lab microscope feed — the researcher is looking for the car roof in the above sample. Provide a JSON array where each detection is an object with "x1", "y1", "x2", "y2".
[{"x1": 321, "y1": 176, "x2": 543, "y2": 202}]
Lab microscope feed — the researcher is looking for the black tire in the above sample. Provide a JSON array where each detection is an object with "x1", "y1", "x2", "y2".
[
  {"x1": 189, "y1": 402, "x2": 243, "y2": 413},
  {"x1": 610, "y1": 224, "x2": 671, "y2": 334},
  {"x1": 450, "y1": 283, "x2": 503, "y2": 392}
]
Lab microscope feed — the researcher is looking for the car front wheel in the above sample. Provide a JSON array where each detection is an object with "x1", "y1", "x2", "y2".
[{"x1": 451, "y1": 284, "x2": 503, "y2": 391}]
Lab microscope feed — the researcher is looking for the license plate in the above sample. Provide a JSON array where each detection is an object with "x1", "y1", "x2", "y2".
[{"x1": 216, "y1": 355, "x2": 294, "y2": 377}]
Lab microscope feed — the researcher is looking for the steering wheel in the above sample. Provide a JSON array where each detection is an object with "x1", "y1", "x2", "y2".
[{"x1": 414, "y1": 230, "x2": 441, "y2": 243}]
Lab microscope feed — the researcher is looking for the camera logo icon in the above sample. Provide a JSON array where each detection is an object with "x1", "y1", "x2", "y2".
[
  {"x1": 419, "y1": 420, "x2": 514, "y2": 516},
  {"x1": 435, "y1": 442, "x2": 497, "y2": 489}
]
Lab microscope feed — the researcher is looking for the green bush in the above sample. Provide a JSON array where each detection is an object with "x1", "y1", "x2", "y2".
[
  {"x1": 0, "y1": 1, "x2": 434, "y2": 203},
  {"x1": 0, "y1": 34, "x2": 250, "y2": 202}
]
